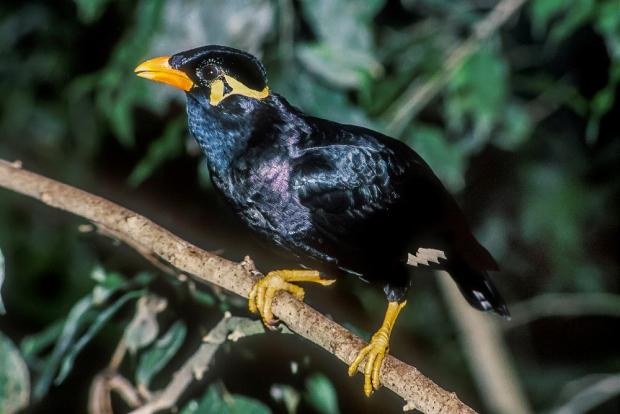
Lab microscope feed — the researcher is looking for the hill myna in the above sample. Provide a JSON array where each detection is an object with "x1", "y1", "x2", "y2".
[{"x1": 135, "y1": 45, "x2": 509, "y2": 396}]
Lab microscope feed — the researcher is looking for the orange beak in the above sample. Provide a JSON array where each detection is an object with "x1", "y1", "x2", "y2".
[{"x1": 134, "y1": 56, "x2": 194, "y2": 92}]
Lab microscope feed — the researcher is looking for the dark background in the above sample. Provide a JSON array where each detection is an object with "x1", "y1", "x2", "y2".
[{"x1": 0, "y1": 0, "x2": 618, "y2": 413}]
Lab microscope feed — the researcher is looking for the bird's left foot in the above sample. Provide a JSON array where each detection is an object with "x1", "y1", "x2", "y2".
[
  {"x1": 248, "y1": 269, "x2": 335, "y2": 325},
  {"x1": 348, "y1": 300, "x2": 406, "y2": 396}
]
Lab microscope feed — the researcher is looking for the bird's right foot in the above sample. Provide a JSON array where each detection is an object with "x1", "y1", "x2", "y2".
[
  {"x1": 248, "y1": 269, "x2": 335, "y2": 325},
  {"x1": 348, "y1": 300, "x2": 406, "y2": 396}
]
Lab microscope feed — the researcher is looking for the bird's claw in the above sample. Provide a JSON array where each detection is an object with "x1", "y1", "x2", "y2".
[
  {"x1": 348, "y1": 328, "x2": 390, "y2": 396},
  {"x1": 248, "y1": 269, "x2": 335, "y2": 325},
  {"x1": 347, "y1": 300, "x2": 406, "y2": 397}
]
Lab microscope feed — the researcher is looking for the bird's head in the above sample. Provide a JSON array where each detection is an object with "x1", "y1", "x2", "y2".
[{"x1": 134, "y1": 45, "x2": 269, "y2": 106}]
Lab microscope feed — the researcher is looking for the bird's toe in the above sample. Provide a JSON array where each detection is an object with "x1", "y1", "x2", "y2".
[{"x1": 248, "y1": 269, "x2": 334, "y2": 327}]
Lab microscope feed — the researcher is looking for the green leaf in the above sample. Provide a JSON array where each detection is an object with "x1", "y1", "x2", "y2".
[
  {"x1": 530, "y1": 0, "x2": 568, "y2": 36},
  {"x1": 446, "y1": 46, "x2": 508, "y2": 141},
  {"x1": 530, "y1": 0, "x2": 595, "y2": 42},
  {"x1": 495, "y1": 103, "x2": 533, "y2": 150},
  {"x1": 32, "y1": 295, "x2": 94, "y2": 400},
  {"x1": 304, "y1": 373, "x2": 339, "y2": 414},
  {"x1": 0, "y1": 331, "x2": 30, "y2": 414},
  {"x1": 595, "y1": 0, "x2": 620, "y2": 43},
  {"x1": 91, "y1": 266, "x2": 129, "y2": 304},
  {"x1": 20, "y1": 320, "x2": 65, "y2": 366},
  {"x1": 271, "y1": 68, "x2": 373, "y2": 128},
  {"x1": 73, "y1": 0, "x2": 112, "y2": 23},
  {"x1": 549, "y1": 0, "x2": 595, "y2": 43},
  {"x1": 407, "y1": 125, "x2": 466, "y2": 192},
  {"x1": 188, "y1": 284, "x2": 216, "y2": 306},
  {"x1": 102, "y1": 79, "x2": 142, "y2": 146},
  {"x1": 55, "y1": 290, "x2": 144, "y2": 385},
  {"x1": 0, "y1": 248, "x2": 5, "y2": 314},
  {"x1": 93, "y1": 0, "x2": 166, "y2": 146},
  {"x1": 180, "y1": 384, "x2": 271, "y2": 414},
  {"x1": 128, "y1": 117, "x2": 185, "y2": 186},
  {"x1": 299, "y1": 0, "x2": 379, "y2": 49},
  {"x1": 297, "y1": 43, "x2": 379, "y2": 89},
  {"x1": 586, "y1": 88, "x2": 614, "y2": 144},
  {"x1": 297, "y1": 0, "x2": 382, "y2": 89},
  {"x1": 91, "y1": 266, "x2": 127, "y2": 289},
  {"x1": 132, "y1": 271, "x2": 156, "y2": 288},
  {"x1": 136, "y1": 321, "x2": 187, "y2": 389}
]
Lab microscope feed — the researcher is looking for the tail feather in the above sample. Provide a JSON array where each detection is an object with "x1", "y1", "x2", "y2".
[{"x1": 448, "y1": 262, "x2": 510, "y2": 319}]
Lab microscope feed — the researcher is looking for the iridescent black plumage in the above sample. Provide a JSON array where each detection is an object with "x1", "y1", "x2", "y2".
[{"x1": 172, "y1": 45, "x2": 509, "y2": 317}]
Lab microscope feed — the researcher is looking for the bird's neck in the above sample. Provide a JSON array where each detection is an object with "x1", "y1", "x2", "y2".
[
  {"x1": 186, "y1": 94, "x2": 304, "y2": 178},
  {"x1": 186, "y1": 93, "x2": 261, "y2": 174}
]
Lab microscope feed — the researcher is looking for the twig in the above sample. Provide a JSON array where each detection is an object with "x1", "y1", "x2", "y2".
[
  {"x1": 89, "y1": 372, "x2": 142, "y2": 414},
  {"x1": 108, "y1": 337, "x2": 128, "y2": 372},
  {"x1": 0, "y1": 159, "x2": 476, "y2": 413},
  {"x1": 89, "y1": 295, "x2": 167, "y2": 414},
  {"x1": 129, "y1": 314, "x2": 264, "y2": 414},
  {"x1": 386, "y1": 0, "x2": 529, "y2": 137},
  {"x1": 506, "y1": 293, "x2": 620, "y2": 329},
  {"x1": 551, "y1": 374, "x2": 620, "y2": 414},
  {"x1": 438, "y1": 271, "x2": 531, "y2": 414}
]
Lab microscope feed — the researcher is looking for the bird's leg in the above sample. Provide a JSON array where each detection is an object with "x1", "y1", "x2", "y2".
[
  {"x1": 248, "y1": 270, "x2": 335, "y2": 325},
  {"x1": 348, "y1": 300, "x2": 406, "y2": 396}
]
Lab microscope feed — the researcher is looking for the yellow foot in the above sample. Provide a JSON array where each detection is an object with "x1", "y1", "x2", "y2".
[
  {"x1": 347, "y1": 301, "x2": 406, "y2": 396},
  {"x1": 248, "y1": 269, "x2": 335, "y2": 325}
]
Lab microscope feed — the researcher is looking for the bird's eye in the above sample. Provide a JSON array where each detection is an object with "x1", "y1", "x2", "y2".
[{"x1": 199, "y1": 64, "x2": 221, "y2": 81}]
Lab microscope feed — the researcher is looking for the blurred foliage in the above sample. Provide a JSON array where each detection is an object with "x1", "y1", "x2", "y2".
[
  {"x1": 180, "y1": 383, "x2": 271, "y2": 414},
  {"x1": 304, "y1": 373, "x2": 340, "y2": 414},
  {"x1": 0, "y1": 0, "x2": 618, "y2": 413},
  {"x1": 0, "y1": 330, "x2": 30, "y2": 413},
  {"x1": 0, "y1": 248, "x2": 5, "y2": 314}
]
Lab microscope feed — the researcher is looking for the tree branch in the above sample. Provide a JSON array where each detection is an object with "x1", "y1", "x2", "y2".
[
  {"x1": 505, "y1": 293, "x2": 620, "y2": 329},
  {"x1": 551, "y1": 374, "x2": 620, "y2": 414},
  {"x1": 0, "y1": 159, "x2": 476, "y2": 413}
]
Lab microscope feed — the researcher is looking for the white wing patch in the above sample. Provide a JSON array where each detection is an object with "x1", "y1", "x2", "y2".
[{"x1": 407, "y1": 248, "x2": 447, "y2": 267}]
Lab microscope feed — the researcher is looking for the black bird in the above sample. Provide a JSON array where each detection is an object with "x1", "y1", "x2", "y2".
[{"x1": 135, "y1": 45, "x2": 509, "y2": 396}]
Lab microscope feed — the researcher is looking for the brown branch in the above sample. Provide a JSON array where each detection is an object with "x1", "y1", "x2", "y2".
[
  {"x1": 0, "y1": 159, "x2": 476, "y2": 413},
  {"x1": 506, "y1": 293, "x2": 620, "y2": 329},
  {"x1": 89, "y1": 372, "x2": 143, "y2": 414}
]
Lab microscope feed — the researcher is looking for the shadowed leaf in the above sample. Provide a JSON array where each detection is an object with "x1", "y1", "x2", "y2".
[
  {"x1": 0, "y1": 331, "x2": 30, "y2": 414},
  {"x1": 0, "y1": 248, "x2": 5, "y2": 314},
  {"x1": 32, "y1": 295, "x2": 94, "y2": 400},
  {"x1": 128, "y1": 117, "x2": 185, "y2": 187},
  {"x1": 305, "y1": 373, "x2": 339, "y2": 414},
  {"x1": 73, "y1": 0, "x2": 112, "y2": 23},
  {"x1": 55, "y1": 290, "x2": 144, "y2": 385},
  {"x1": 136, "y1": 321, "x2": 187, "y2": 389},
  {"x1": 408, "y1": 125, "x2": 465, "y2": 192},
  {"x1": 180, "y1": 384, "x2": 271, "y2": 414}
]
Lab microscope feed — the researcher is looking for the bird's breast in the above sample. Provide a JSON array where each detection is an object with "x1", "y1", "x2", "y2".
[{"x1": 214, "y1": 157, "x2": 312, "y2": 240}]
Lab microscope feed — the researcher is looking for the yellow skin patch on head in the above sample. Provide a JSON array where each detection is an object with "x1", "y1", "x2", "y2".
[{"x1": 209, "y1": 75, "x2": 269, "y2": 106}]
